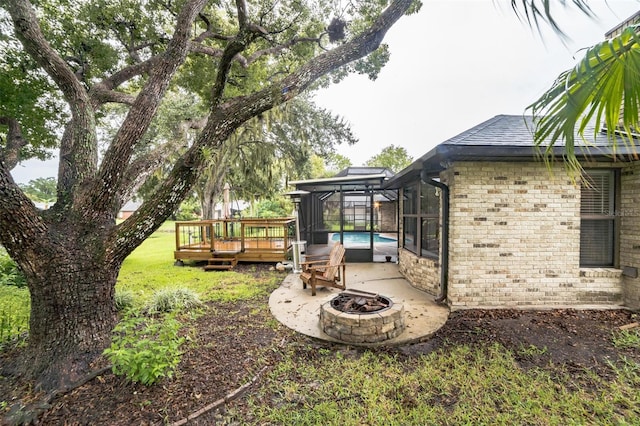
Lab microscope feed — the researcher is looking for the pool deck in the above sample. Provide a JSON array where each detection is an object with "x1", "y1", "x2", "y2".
[
  {"x1": 269, "y1": 263, "x2": 450, "y2": 347},
  {"x1": 307, "y1": 232, "x2": 399, "y2": 263}
]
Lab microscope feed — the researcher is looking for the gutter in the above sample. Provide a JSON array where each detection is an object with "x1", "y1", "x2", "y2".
[{"x1": 422, "y1": 173, "x2": 449, "y2": 304}]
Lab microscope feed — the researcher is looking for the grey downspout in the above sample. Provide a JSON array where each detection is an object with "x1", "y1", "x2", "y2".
[
  {"x1": 396, "y1": 189, "x2": 400, "y2": 259},
  {"x1": 426, "y1": 178, "x2": 449, "y2": 304}
]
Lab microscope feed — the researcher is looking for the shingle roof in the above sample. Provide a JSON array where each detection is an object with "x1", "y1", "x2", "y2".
[
  {"x1": 442, "y1": 114, "x2": 630, "y2": 148},
  {"x1": 442, "y1": 115, "x2": 537, "y2": 146},
  {"x1": 385, "y1": 114, "x2": 639, "y2": 189}
]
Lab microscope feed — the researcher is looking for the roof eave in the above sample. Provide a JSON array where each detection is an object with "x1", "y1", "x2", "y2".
[{"x1": 384, "y1": 144, "x2": 638, "y2": 189}]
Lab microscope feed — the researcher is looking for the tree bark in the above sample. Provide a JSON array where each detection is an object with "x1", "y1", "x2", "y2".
[{"x1": 16, "y1": 223, "x2": 118, "y2": 391}]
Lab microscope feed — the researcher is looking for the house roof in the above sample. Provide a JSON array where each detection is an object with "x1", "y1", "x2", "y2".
[
  {"x1": 333, "y1": 166, "x2": 395, "y2": 178},
  {"x1": 605, "y1": 10, "x2": 640, "y2": 38},
  {"x1": 386, "y1": 114, "x2": 639, "y2": 189},
  {"x1": 289, "y1": 167, "x2": 398, "y2": 201},
  {"x1": 289, "y1": 166, "x2": 394, "y2": 192},
  {"x1": 289, "y1": 173, "x2": 390, "y2": 191},
  {"x1": 120, "y1": 200, "x2": 143, "y2": 211}
]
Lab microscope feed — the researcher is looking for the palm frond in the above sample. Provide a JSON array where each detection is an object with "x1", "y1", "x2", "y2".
[
  {"x1": 527, "y1": 25, "x2": 640, "y2": 169},
  {"x1": 510, "y1": 0, "x2": 594, "y2": 36}
]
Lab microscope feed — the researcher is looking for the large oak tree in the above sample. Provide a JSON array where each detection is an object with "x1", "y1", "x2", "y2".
[{"x1": 0, "y1": 0, "x2": 417, "y2": 391}]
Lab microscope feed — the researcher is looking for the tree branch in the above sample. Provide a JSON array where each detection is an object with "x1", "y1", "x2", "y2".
[
  {"x1": 238, "y1": 36, "x2": 323, "y2": 68},
  {"x1": 190, "y1": 34, "x2": 322, "y2": 69},
  {"x1": 169, "y1": 366, "x2": 268, "y2": 426},
  {"x1": 89, "y1": 58, "x2": 160, "y2": 108},
  {"x1": 209, "y1": 0, "x2": 258, "y2": 105},
  {"x1": 91, "y1": 0, "x2": 208, "y2": 216},
  {"x1": 188, "y1": 41, "x2": 225, "y2": 58},
  {"x1": 116, "y1": 142, "x2": 179, "y2": 210},
  {"x1": 5, "y1": 0, "x2": 89, "y2": 109},
  {"x1": 0, "y1": 116, "x2": 28, "y2": 171},
  {"x1": 116, "y1": 114, "x2": 207, "y2": 206},
  {"x1": 212, "y1": 0, "x2": 414, "y2": 134},
  {"x1": 90, "y1": 90, "x2": 137, "y2": 106},
  {"x1": 0, "y1": 163, "x2": 48, "y2": 270},
  {"x1": 5, "y1": 0, "x2": 98, "y2": 208},
  {"x1": 194, "y1": 12, "x2": 235, "y2": 42},
  {"x1": 108, "y1": 0, "x2": 414, "y2": 260}
]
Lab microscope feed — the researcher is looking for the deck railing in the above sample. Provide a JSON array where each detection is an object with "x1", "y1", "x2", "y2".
[{"x1": 174, "y1": 218, "x2": 296, "y2": 263}]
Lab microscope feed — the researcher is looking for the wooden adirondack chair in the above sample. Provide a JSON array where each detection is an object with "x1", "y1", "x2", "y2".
[{"x1": 300, "y1": 244, "x2": 346, "y2": 296}]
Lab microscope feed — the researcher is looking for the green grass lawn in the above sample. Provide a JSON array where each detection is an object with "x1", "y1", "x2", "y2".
[
  {"x1": 247, "y1": 344, "x2": 640, "y2": 425},
  {"x1": 0, "y1": 221, "x2": 279, "y2": 344},
  {"x1": 116, "y1": 228, "x2": 279, "y2": 307},
  {"x1": 2, "y1": 222, "x2": 640, "y2": 424}
]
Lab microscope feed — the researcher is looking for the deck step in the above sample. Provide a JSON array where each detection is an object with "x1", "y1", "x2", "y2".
[{"x1": 204, "y1": 256, "x2": 238, "y2": 271}]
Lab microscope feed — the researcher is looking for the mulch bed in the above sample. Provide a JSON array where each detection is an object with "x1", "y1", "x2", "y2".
[{"x1": 1, "y1": 276, "x2": 639, "y2": 425}]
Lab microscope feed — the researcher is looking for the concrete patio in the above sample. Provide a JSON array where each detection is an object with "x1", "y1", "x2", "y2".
[{"x1": 269, "y1": 262, "x2": 450, "y2": 346}]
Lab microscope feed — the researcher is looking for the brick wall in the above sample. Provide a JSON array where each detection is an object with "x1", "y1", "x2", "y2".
[
  {"x1": 398, "y1": 248, "x2": 440, "y2": 296},
  {"x1": 378, "y1": 201, "x2": 397, "y2": 232},
  {"x1": 398, "y1": 161, "x2": 627, "y2": 309},
  {"x1": 621, "y1": 164, "x2": 640, "y2": 309}
]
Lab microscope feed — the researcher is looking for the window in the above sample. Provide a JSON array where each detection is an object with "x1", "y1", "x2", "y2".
[
  {"x1": 403, "y1": 185, "x2": 418, "y2": 253},
  {"x1": 323, "y1": 193, "x2": 341, "y2": 230},
  {"x1": 402, "y1": 182, "x2": 440, "y2": 257},
  {"x1": 420, "y1": 183, "x2": 440, "y2": 256},
  {"x1": 403, "y1": 184, "x2": 417, "y2": 215},
  {"x1": 404, "y1": 217, "x2": 418, "y2": 253},
  {"x1": 580, "y1": 170, "x2": 617, "y2": 267}
]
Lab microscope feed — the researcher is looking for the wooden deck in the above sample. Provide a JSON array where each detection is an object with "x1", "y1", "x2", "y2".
[{"x1": 173, "y1": 218, "x2": 296, "y2": 267}]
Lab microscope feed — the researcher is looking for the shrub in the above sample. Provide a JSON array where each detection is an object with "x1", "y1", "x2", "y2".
[
  {"x1": 147, "y1": 288, "x2": 203, "y2": 314},
  {"x1": 0, "y1": 281, "x2": 30, "y2": 344},
  {"x1": 115, "y1": 289, "x2": 135, "y2": 312},
  {"x1": 0, "y1": 250, "x2": 27, "y2": 288},
  {"x1": 255, "y1": 198, "x2": 290, "y2": 218},
  {"x1": 1, "y1": 308, "x2": 29, "y2": 345},
  {"x1": 103, "y1": 313, "x2": 185, "y2": 385},
  {"x1": 174, "y1": 199, "x2": 201, "y2": 221}
]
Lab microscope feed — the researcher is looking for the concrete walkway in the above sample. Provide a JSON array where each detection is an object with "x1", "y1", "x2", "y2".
[{"x1": 269, "y1": 263, "x2": 450, "y2": 346}]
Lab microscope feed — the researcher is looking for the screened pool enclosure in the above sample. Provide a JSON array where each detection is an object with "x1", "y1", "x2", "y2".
[{"x1": 289, "y1": 167, "x2": 398, "y2": 262}]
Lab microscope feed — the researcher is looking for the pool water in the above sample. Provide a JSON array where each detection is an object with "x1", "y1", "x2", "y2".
[{"x1": 330, "y1": 232, "x2": 397, "y2": 244}]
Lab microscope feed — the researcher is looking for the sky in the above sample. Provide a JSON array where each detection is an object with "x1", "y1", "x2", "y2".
[
  {"x1": 312, "y1": 0, "x2": 640, "y2": 167},
  {"x1": 9, "y1": 0, "x2": 640, "y2": 183}
]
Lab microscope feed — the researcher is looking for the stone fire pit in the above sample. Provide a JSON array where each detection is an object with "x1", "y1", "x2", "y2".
[{"x1": 320, "y1": 289, "x2": 405, "y2": 344}]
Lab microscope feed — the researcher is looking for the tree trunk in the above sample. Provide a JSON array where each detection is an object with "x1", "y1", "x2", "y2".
[
  {"x1": 18, "y1": 228, "x2": 119, "y2": 392},
  {"x1": 202, "y1": 191, "x2": 216, "y2": 220},
  {"x1": 200, "y1": 172, "x2": 226, "y2": 220}
]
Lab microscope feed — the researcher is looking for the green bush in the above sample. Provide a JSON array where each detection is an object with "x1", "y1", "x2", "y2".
[
  {"x1": 255, "y1": 198, "x2": 291, "y2": 218},
  {"x1": 0, "y1": 249, "x2": 27, "y2": 288},
  {"x1": 147, "y1": 288, "x2": 203, "y2": 314},
  {"x1": 0, "y1": 309, "x2": 28, "y2": 345},
  {"x1": 115, "y1": 289, "x2": 135, "y2": 312},
  {"x1": 0, "y1": 285, "x2": 30, "y2": 345},
  {"x1": 174, "y1": 199, "x2": 201, "y2": 221},
  {"x1": 103, "y1": 313, "x2": 185, "y2": 385}
]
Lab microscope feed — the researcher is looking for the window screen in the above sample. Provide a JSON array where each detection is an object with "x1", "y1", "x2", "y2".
[
  {"x1": 580, "y1": 170, "x2": 616, "y2": 267},
  {"x1": 402, "y1": 182, "x2": 440, "y2": 257}
]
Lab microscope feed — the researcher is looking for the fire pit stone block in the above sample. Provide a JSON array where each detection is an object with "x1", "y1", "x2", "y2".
[{"x1": 320, "y1": 298, "x2": 405, "y2": 344}]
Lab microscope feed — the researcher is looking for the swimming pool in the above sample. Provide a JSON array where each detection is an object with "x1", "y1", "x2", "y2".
[{"x1": 330, "y1": 232, "x2": 397, "y2": 244}]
